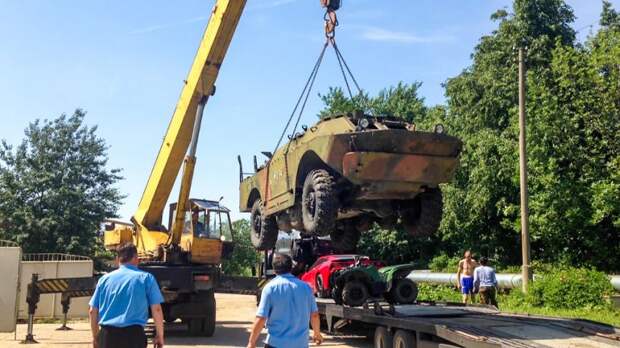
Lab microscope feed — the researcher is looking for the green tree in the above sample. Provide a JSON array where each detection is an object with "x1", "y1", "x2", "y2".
[
  {"x1": 0, "y1": 110, "x2": 123, "y2": 256},
  {"x1": 222, "y1": 219, "x2": 260, "y2": 276}
]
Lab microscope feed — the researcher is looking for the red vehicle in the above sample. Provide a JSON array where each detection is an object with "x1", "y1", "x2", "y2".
[{"x1": 300, "y1": 254, "x2": 383, "y2": 297}]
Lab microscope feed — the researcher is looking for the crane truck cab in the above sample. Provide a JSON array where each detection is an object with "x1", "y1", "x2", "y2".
[{"x1": 104, "y1": 198, "x2": 234, "y2": 265}]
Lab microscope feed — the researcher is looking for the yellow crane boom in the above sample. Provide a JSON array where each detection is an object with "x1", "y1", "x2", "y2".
[{"x1": 133, "y1": 0, "x2": 246, "y2": 244}]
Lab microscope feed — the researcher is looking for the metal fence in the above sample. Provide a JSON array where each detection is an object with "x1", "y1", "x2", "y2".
[
  {"x1": 0, "y1": 240, "x2": 19, "y2": 247},
  {"x1": 22, "y1": 253, "x2": 90, "y2": 262}
]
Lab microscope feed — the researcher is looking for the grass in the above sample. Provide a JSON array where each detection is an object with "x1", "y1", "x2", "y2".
[{"x1": 417, "y1": 284, "x2": 620, "y2": 327}]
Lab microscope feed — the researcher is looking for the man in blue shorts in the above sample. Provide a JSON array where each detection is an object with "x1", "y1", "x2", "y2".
[{"x1": 456, "y1": 250, "x2": 477, "y2": 304}]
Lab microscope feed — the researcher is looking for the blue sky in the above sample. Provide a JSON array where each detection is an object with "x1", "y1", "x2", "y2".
[{"x1": 0, "y1": 0, "x2": 616, "y2": 222}]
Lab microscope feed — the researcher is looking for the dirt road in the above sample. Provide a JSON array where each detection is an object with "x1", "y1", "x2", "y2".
[{"x1": 0, "y1": 293, "x2": 371, "y2": 348}]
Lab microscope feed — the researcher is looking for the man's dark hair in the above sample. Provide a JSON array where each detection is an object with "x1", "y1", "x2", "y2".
[
  {"x1": 272, "y1": 253, "x2": 293, "y2": 275},
  {"x1": 117, "y1": 243, "x2": 138, "y2": 263},
  {"x1": 479, "y1": 256, "x2": 489, "y2": 266}
]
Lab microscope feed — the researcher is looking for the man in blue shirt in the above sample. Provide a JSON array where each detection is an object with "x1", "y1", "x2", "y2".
[
  {"x1": 89, "y1": 243, "x2": 165, "y2": 348},
  {"x1": 247, "y1": 253, "x2": 323, "y2": 348},
  {"x1": 473, "y1": 256, "x2": 499, "y2": 307}
]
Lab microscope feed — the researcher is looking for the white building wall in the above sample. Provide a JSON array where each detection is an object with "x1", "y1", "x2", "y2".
[{"x1": 0, "y1": 247, "x2": 21, "y2": 332}]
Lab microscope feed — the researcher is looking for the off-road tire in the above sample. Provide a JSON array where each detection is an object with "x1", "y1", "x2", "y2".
[
  {"x1": 302, "y1": 169, "x2": 338, "y2": 236},
  {"x1": 374, "y1": 326, "x2": 393, "y2": 348},
  {"x1": 390, "y1": 279, "x2": 418, "y2": 304},
  {"x1": 393, "y1": 329, "x2": 415, "y2": 348},
  {"x1": 330, "y1": 224, "x2": 360, "y2": 253},
  {"x1": 187, "y1": 291, "x2": 216, "y2": 337},
  {"x1": 342, "y1": 280, "x2": 369, "y2": 307},
  {"x1": 401, "y1": 188, "x2": 443, "y2": 237},
  {"x1": 250, "y1": 199, "x2": 278, "y2": 250}
]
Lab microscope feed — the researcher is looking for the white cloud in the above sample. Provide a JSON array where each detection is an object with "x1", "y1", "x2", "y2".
[{"x1": 361, "y1": 27, "x2": 454, "y2": 44}]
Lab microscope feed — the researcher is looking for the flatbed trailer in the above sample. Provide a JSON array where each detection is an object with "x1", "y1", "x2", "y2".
[{"x1": 317, "y1": 298, "x2": 620, "y2": 348}]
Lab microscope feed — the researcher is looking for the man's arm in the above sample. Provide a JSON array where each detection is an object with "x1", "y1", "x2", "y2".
[
  {"x1": 247, "y1": 316, "x2": 267, "y2": 348},
  {"x1": 88, "y1": 306, "x2": 99, "y2": 348},
  {"x1": 310, "y1": 312, "x2": 323, "y2": 345},
  {"x1": 456, "y1": 260, "x2": 463, "y2": 288},
  {"x1": 473, "y1": 267, "x2": 480, "y2": 290},
  {"x1": 150, "y1": 304, "x2": 164, "y2": 348}
]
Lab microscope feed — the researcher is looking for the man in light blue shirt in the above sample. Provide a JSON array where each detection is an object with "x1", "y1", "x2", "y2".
[
  {"x1": 473, "y1": 257, "x2": 498, "y2": 307},
  {"x1": 89, "y1": 243, "x2": 165, "y2": 348},
  {"x1": 247, "y1": 253, "x2": 323, "y2": 348}
]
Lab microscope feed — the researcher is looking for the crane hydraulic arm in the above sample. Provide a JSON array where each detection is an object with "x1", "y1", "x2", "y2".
[{"x1": 131, "y1": 0, "x2": 246, "y2": 254}]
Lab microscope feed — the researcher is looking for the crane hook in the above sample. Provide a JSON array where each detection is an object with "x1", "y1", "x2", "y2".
[{"x1": 321, "y1": 0, "x2": 341, "y2": 40}]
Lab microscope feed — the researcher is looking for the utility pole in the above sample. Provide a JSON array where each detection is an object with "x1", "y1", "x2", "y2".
[{"x1": 518, "y1": 46, "x2": 532, "y2": 293}]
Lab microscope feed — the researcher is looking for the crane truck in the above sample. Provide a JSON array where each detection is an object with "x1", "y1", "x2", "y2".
[{"x1": 103, "y1": 0, "x2": 247, "y2": 336}]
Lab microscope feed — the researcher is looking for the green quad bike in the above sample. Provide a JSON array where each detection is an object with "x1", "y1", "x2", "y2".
[
  {"x1": 331, "y1": 262, "x2": 418, "y2": 307},
  {"x1": 238, "y1": 112, "x2": 462, "y2": 251}
]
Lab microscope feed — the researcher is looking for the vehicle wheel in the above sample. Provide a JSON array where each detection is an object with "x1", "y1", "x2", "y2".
[
  {"x1": 250, "y1": 199, "x2": 278, "y2": 250},
  {"x1": 302, "y1": 169, "x2": 338, "y2": 236},
  {"x1": 400, "y1": 188, "x2": 443, "y2": 237},
  {"x1": 316, "y1": 274, "x2": 328, "y2": 298},
  {"x1": 162, "y1": 305, "x2": 176, "y2": 323},
  {"x1": 330, "y1": 224, "x2": 360, "y2": 253},
  {"x1": 390, "y1": 279, "x2": 418, "y2": 304},
  {"x1": 374, "y1": 326, "x2": 393, "y2": 348},
  {"x1": 393, "y1": 329, "x2": 416, "y2": 348},
  {"x1": 187, "y1": 291, "x2": 216, "y2": 336},
  {"x1": 342, "y1": 280, "x2": 369, "y2": 307}
]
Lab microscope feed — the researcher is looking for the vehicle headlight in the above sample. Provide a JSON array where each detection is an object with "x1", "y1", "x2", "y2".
[
  {"x1": 220, "y1": 235, "x2": 226, "y2": 242},
  {"x1": 359, "y1": 118, "x2": 370, "y2": 129},
  {"x1": 434, "y1": 124, "x2": 445, "y2": 134}
]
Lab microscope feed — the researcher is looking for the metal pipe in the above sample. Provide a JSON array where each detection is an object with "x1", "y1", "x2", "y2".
[{"x1": 407, "y1": 272, "x2": 620, "y2": 291}]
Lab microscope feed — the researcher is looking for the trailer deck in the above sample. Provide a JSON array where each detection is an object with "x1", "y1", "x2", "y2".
[{"x1": 317, "y1": 299, "x2": 620, "y2": 348}]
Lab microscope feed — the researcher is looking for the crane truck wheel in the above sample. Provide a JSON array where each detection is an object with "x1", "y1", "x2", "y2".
[
  {"x1": 302, "y1": 169, "x2": 338, "y2": 236},
  {"x1": 393, "y1": 329, "x2": 415, "y2": 348},
  {"x1": 187, "y1": 290, "x2": 216, "y2": 336},
  {"x1": 373, "y1": 326, "x2": 393, "y2": 348},
  {"x1": 330, "y1": 224, "x2": 360, "y2": 252},
  {"x1": 250, "y1": 199, "x2": 278, "y2": 250},
  {"x1": 400, "y1": 188, "x2": 443, "y2": 237}
]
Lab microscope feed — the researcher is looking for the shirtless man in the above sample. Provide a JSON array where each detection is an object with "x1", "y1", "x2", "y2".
[{"x1": 456, "y1": 250, "x2": 477, "y2": 304}]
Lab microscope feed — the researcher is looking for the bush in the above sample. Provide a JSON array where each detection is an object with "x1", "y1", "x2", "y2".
[
  {"x1": 428, "y1": 253, "x2": 460, "y2": 272},
  {"x1": 526, "y1": 267, "x2": 613, "y2": 309},
  {"x1": 417, "y1": 283, "x2": 461, "y2": 302}
]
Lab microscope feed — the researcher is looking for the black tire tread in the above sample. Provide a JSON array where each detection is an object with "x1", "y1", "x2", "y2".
[
  {"x1": 302, "y1": 169, "x2": 338, "y2": 236},
  {"x1": 250, "y1": 199, "x2": 278, "y2": 250},
  {"x1": 402, "y1": 188, "x2": 443, "y2": 237}
]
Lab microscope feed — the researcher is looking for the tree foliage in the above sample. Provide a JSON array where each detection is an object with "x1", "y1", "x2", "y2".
[
  {"x1": 0, "y1": 110, "x2": 123, "y2": 256},
  {"x1": 319, "y1": 1, "x2": 620, "y2": 271},
  {"x1": 222, "y1": 219, "x2": 260, "y2": 276}
]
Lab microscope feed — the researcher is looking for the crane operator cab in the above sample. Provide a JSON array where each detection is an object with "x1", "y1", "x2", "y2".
[{"x1": 169, "y1": 199, "x2": 235, "y2": 264}]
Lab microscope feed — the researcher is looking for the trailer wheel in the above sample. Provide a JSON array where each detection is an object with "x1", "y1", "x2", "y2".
[
  {"x1": 393, "y1": 329, "x2": 415, "y2": 348},
  {"x1": 250, "y1": 199, "x2": 278, "y2": 250},
  {"x1": 374, "y1": 326, "x2": 393, "y2": 348},
  {"x1": 390, "y1": 279, "x2": 418, "y2": 304},
  {"x1": 342, "y1": 280, "x2": 369, "y2": 307},
  {"x1": 302, "y1": 169, "x2": 337, "y2": 236}
]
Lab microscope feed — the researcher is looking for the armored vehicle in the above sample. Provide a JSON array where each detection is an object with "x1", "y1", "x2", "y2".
[{"x1": 238, "y1": 112, "x2": 462, "y2": 251}]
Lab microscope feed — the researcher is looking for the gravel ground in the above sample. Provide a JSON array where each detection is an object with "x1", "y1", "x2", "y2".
[{"x1": 0, "y1": 293, "x2": 372, "y2": 348}]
